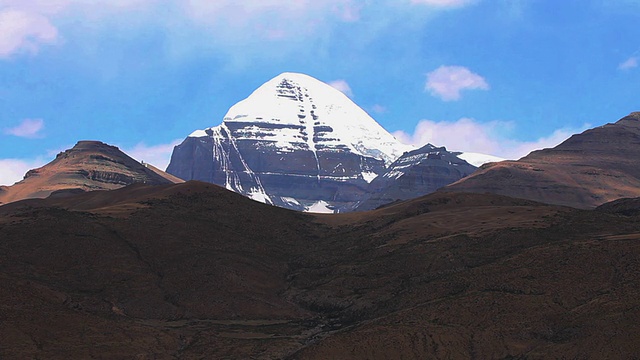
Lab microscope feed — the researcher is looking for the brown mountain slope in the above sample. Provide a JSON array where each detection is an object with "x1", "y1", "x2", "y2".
[
  {"x1": 144, "y1": 162, "x2": 185, "y2": 184},
  {"x1": 1, "y1": 182, "x2": 640, "y2": 358},
  {"x1": 444, "y1": 112, "x2": 640, "y2": 209},
  {"x1": 0, "y1": 140, "x2": 182, "y2": 205}
]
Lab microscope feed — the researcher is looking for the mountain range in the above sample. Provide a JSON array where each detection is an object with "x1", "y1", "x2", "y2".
[
  {"x1": 2, "y1": 74, "x2": 640, "y2": 214},
  {"x1": 0, "y1": 73, "x2": 510, "y2": 212},
  {"x1": 2, "y1": 73, "x2": 480, "y2": 211},
  {"x1": 3, "y1": 72, "x2": 640, "y2": 358},
  {"x1": 166, "y1": 72, "x2": 477, "y2": 212}
]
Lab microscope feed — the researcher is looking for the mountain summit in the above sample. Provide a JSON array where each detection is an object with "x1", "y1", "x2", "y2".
[
  {"x1": 167, "y1": 72, "x2": 413, "y2": 212},
  {"x1": 0, "y1": 141, "x2": 181, "y2": 205},
  {"x1": 214, "y1": 72, "x2": 410, "y2": 165}
]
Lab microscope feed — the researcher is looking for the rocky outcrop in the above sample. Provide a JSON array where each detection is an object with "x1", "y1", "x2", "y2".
[{"x1": 355, "y1": 144, "x2": 477, "y2": 211}]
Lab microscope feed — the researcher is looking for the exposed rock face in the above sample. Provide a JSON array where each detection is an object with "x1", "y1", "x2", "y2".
[
  {"x1": 167, "y1": 72, "x2": 412, "y2": 212},
  {"x1": 445, "y1": 112, "x2": 640, "y2": 209},
  {"x1": 355, "y1": 144, "x2": 477, "y2": 211},
  {"x1": 0, "y1": 141, "x2": 182, "y2": 205}
]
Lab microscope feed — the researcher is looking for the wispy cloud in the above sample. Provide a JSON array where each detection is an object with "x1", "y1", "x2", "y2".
[
  {"x1": 371, "y1": 104, "x2": 387, "y2": 114},
  {"x1": 411, "y1": 0, "x2": 477, "y2": 8},
  {"x1": 121, "y1": 139, "x2": 183, "y2": 171},
  {"x1": 183, "y1": 0, "x2": 362, "y2": 24},
  {"x1": 182, "y1": 0, "x2": 362, "y2": 48},
  {"x1": 0, "y1": 0, "x2": 476, "y2": 63},
  {"x1": 393, "y1": 117, "x2": 590, "y2": 159},
  {"x1": 426, "y1": 65, "x2": 489, "y2": 101},
  {"x1": 618, "y1": 56, "x2": 638, "y2": 70},
  {"x1": 0, "y1": 0, "x2": 158, "y2": 58},
  {"x1": 328, "y1": 79, "x2": 354, "y2": 98},
  {"x1": 0, "y1": 9, "x2": 59, "y2": 58},
  {"x1": 4, "y1": 119, "x2": 45, "y2": 138}
]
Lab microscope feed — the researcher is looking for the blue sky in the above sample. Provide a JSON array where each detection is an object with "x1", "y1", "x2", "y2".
[{"x1": 1, "y1": 0, "x2": 640, "y2": 185}]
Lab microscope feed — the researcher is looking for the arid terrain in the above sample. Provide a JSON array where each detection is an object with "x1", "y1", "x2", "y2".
[{"x1": 1, "y1": 181, "x2": 640, "y2": 358}]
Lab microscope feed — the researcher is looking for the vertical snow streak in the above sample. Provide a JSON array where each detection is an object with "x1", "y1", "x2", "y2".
[
  {"x1": 299, "y1": 87, "x2": 321, "y2": 183},
  {"x1": 220, "y1": 123, "x2": 273, "y2": 205},
  {"x1": 212, "y1": 127, "x2": 240, "y2": 191}
]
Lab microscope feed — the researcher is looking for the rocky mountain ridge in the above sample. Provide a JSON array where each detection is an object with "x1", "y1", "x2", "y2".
[{"x1": 356, "y1": 144, "x2": 478, "y2": 211}]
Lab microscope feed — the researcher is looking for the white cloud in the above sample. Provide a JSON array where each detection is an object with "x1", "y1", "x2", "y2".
[
  {"x1": 618, "y1": 56, "x2": 638, "y2": 70},
  {"x1": 0, "y1": 0, "x2": 366, "y2": 63},
  {"x1": 0, "y1": 0, "x2": 154, "y2": 12},
  {"x1": 0, "y1": 0, "x2": 160, "y2": 58},
  {"x1": 0, "y1": 158, "x2": 47, "y2": 186},
  {"x1": 121, "y1": 139, "x2": 182, "y2": 171},
  {"x1": 183, "y1": 0, "x2": 362, "y2": 24},
  {"x1": 328, "y1": 79, "x2": 354, "y2": 98},
  {"x1": 426, "y1": 65, "x2": 489, "y2": 101},
  {"x1": 0, "y1": 9, "x2": 59, "y2": 58},
  {"x1": 393, "y1": 117, "x2": 590, "y2": 160},
  {"x1": 0, "y1": 0, "x2": 72, "y2": 14},
  {"x1": 4, "y1": 118, "x2": 45, "y2": 138},
  {"x1": 411, "y1": 0, "x2": 477, "y2": 7},
  {"x1": 0, "y1": 0, "x2": 474, "y2": 63},
  {"x1": 182, "y1": 0, "x2": 362, "y2": 47},
  {"x1": 372, "y1": 104, "x2": 387, "y2": 114}
]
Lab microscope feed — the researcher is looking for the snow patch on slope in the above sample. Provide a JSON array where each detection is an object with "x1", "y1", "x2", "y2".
[
  {"x1": 361, "y1": 171, "x2": 378, "y2": 183},
  {"x1": 306, "y1": 200, "x2": 334, "y2": 213}
]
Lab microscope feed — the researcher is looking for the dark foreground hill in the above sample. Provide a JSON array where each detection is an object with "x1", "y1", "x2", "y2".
[
  {"x1": 445, "y1": 112, "x2": 640, "y2": 209},
  {"x1": 1, "y1": 181, "x2": 640, "y2": 358}
]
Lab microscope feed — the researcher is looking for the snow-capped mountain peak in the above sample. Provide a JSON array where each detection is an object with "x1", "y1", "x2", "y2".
[
  {"x1": 190, "y1": 72, "x2": 412, "y2": 166},
  {"x1": 169, "y1": 72, "x2": 479, "y2": 213},
  {"x1": 170, "y1": 72, "x2": 415, "y2": 212}
]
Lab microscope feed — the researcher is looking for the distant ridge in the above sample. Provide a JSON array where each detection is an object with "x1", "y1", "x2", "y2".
[
  {"x1": 444, "y1": 112, "x2": 640, "y2": 208},
  {"x1": 356, "y1": 144, "x2": 477, "y2": 211}
]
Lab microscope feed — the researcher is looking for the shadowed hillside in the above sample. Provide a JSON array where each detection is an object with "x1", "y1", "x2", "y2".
[{"x1": 1, "y1": 182, "x2": 640, "y2": 358}]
